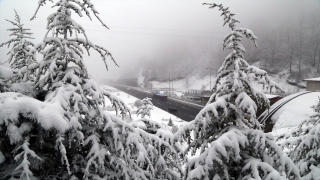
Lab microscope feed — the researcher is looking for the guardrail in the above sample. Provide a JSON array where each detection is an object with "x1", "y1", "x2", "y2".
[{"x1": 108, "y1": 84, "x2": 204, "y2": 109}]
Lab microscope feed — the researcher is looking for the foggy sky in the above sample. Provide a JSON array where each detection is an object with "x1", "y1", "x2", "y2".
[{"x1": 0, "y1": 0, "x2": 319, "y2": 81}]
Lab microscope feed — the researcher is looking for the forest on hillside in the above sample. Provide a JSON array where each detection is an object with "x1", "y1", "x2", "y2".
[
  {"x1": 2, "y1": 0, "x2": 320, "y2": 179},
  {"x1": 121, "y1": 10, "x2": 320, "y2": 84}
]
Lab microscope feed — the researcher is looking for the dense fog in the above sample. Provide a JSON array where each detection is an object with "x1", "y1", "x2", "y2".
[{"x1": 0, "y1": 0, "x2": 319, "y2": 82}]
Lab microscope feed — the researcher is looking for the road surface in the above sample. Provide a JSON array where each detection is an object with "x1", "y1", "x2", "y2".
[
  {"x1": 111, "y1": 85, "x2": 203, "y2": 121},
  {"x1": 112, "y1": 84, "x2": 303, "y2": 133}
]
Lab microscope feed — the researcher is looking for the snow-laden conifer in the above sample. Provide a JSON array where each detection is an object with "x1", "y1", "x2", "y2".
[
  {"x1": 278, "y1": 97, "x2": 320, "y2": 179},
  {"x1": 137, "y1": 97, "x2": 153, "y2": 118},
  {"x1": 130, "y1": 96, "x2": 183, "y2": 179},
  {"x1": 130, "y1": 117, "x2": 183, "y2": 178},
  {"x1": 0, "y1": 0, "x2": 181, "y2": 179},
  {"x1": 0, "y1": 10, "x2": 37, "y2": 83},
  {"x1": 174, "y1": 3, "x2": 300, "y2": 180}
]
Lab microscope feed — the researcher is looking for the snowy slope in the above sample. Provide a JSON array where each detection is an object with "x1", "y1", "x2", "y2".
[
  {"x1": 103, "y1": 85, "x2": 186, "y2": 129},
  {"x1": 151, "y1": 74, "x2": 213, "y2": 90},
  {"x1": 147, "y1": 68, "x2": 305, "y2": 94}
]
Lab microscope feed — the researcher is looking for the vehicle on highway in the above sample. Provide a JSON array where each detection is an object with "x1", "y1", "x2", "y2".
[
  {"x1": 168, "y1": 107, "x2": 178, "y2": 113},
  {"x1": 152, "y1": 91, "x2": 168, "y2": 100}
]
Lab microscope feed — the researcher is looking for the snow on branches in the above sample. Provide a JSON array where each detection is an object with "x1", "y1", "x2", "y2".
[
  {"x1": 200, "y1": 2, "x2": 284, "y2": 131},
  {"x1": 13, "y1": 138, "x2": 42, "y2": 180},
  {"x1": 278, "y1": 97, "x2": 320, "y2": 179},
  {"x1": 174, "y1": 3, "x2": 298, "y2": 180},
  {"x1": 137, "y1": 97, "x2": 153, "y2": 118},
  {"x1": 180, "y1": 128, "x2": 299, "y2": 180},
  {"x1": 0, "y1": 10, "x2": 37, "y2": 83},
  {"x1": 0, "y1": 0, "x2": 182, "y2": 179},
  {"x1": 103, "y1": 116, "x2": 182, "y2": 180},
  {"x1": 102, "y1": 89, "x2": 131, "y2": 117}
]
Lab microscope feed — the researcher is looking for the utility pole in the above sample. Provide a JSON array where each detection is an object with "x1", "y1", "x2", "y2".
[
  {"x1": 168, "y1": 72, "x2": 171, "y2": 95},
  {"x1": 171, "y1": 72, "x2": 174, "y2": 96},
  {"x1": 206, "y1": 68, "x2": 217, "y2": 91}
]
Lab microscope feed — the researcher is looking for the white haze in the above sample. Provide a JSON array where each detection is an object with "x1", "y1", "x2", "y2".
[{"x1": 0, "y1": 0, "x2": 319, "y2": 81}]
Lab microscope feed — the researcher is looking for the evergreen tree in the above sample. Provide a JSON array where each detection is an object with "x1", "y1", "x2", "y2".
[
  {"x1": 137, "y1": 97, "x2": 153, "y2": 118},
  {"x1": 174, "y1": 3, "x2": 300, "y2": 180},
  {"x1": 130, "y1": 117, "x2": 182, "y2": 178},
  {"x1": 0, "y1": 10, "x2": 37, "y2": 83},
  {"x1": 278, "y1": 97, "x2": 320, "y2": 179},
  {"x1": 0, "y1": 0, "x2": 181, "y2": 179},
  {"x1": 168, "y1": 118, "x2": 173, "y2": 126}
]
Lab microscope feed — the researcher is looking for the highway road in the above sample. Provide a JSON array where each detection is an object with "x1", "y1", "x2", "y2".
[
  {"x1": 111, "y1": 85, "x2": 203, "y2": 121},
  {"x1": 111, "y1": 84, "x2": 295, "y2": 133}
]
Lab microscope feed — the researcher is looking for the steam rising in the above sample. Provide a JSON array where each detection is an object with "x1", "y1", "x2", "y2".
[{"x1": 0, "y1": 0, "x2": 319, "y2": 81}]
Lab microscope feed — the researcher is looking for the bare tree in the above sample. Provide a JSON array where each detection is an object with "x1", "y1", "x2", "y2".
[
  {"x1": 289, "y1": 43, "x2": 297, "y2": 73},
  {"x1": 311, "y1": 34, "x2": 320, "y2": 66},
  {"x1": 318, "y1": 46, "x2": 320, "y2": 72},
  {"x1": 269, "y1": 36, "x2": 278, "y2": 66},
  {"x1": 310, "y1": 15, "x2": 320, "y2": 66},
  {"x1": 287, "y1": 28, "x2": 298, "y2": 73},
  {"x1": 298, "y1": 17, "x2": 304, "y2": 75}
]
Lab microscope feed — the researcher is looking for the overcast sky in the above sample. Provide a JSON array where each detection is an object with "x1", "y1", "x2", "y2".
[{"x1": 0, "y1": 0, "x2": 319, "y2": 81}]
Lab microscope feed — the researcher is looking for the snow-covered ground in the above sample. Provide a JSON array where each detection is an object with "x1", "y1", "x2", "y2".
[
  {"x1": 141, "y1": 66, "x2": 306, "y2": 95},
  {"x1": 125, "y1": 67, "x2": 314, "y2": 136},
  {"x1": 149, "y1": 74, "x2": 214, "y2": 91},
  {"x1": 103, "y1": 85, "x2": 199, "y2": 164},
  {"x1": 102, "y1": 85, "x2": 187, "y2": 130},
  {"x1": 137, "y1": 71, "x2": 318, "y2": 139}
]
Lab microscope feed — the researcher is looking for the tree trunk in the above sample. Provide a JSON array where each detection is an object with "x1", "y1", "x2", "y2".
[
  {"x1": 271, "y1": 41, "x2": 276, "y2": 66},
  {"x1": 313, "y1": 44, "x2": 319, "y2": 66},
  {"x1": 64, "y1": 28, "x2": 67, "y2": 39},
  {"x1": 264, "y1": 54, "x2": 267, "y2": 67},
  {"x1": 290, "y1": 48, "x2": 294, "y2": 73},
  {"x1": 318, "y1": 48, "x2": 320, "y2": 73},
  {"x1": 63, "y1": 28, "x2": 68, "y2": 71},
  {"x1": 299, "y1": 50, "x2": 302, "y2": 75}
]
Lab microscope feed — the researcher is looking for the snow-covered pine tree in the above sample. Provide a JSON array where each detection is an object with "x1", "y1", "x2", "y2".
[
  {"x1": 0, "y1": 10, "x2": 37, "y2": 83},
  {"x1": 131, "y1": 97, "x2": 182, "y2": 179},
  {"x1": 137, "y1": 97, "x2": 153, "y2": 118},
  {"x1": 0, "y1": 0, "x2": 181, "y2": 179},
  {"x1": 277, "y1": 97, "x2": 320, "y2": 179},
  {"x1": 174, "y1": 3, "x2": 301, "y2": 180},
  {"x1": 130, "y1": 117, "x2": 182, "y2": 178}
]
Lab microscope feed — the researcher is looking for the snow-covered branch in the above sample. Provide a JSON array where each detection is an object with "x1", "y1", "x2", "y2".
[{"x1": 175, "y1": 3, "x2": 297, "y2": 179}]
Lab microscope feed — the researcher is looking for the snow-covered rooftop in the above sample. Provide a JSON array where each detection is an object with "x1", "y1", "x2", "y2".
[{"x1": 304, "y1": 77, "x2": 320, "y2": 81}]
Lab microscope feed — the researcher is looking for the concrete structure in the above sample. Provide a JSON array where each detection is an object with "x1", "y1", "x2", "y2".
[
  {"x1": 265, "y1": 94, "x2": 282, "y2": 105},
  {"x1": 200, "y1": 90, "x2": 211, "y2": 106},
  {"x1": 304, "y1": 77, "x2": 320, "y2": 91}
]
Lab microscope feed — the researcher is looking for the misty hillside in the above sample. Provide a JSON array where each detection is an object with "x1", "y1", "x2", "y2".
[{"x1": 119, "y1": 10, "x2": 320, "y2": 92}]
